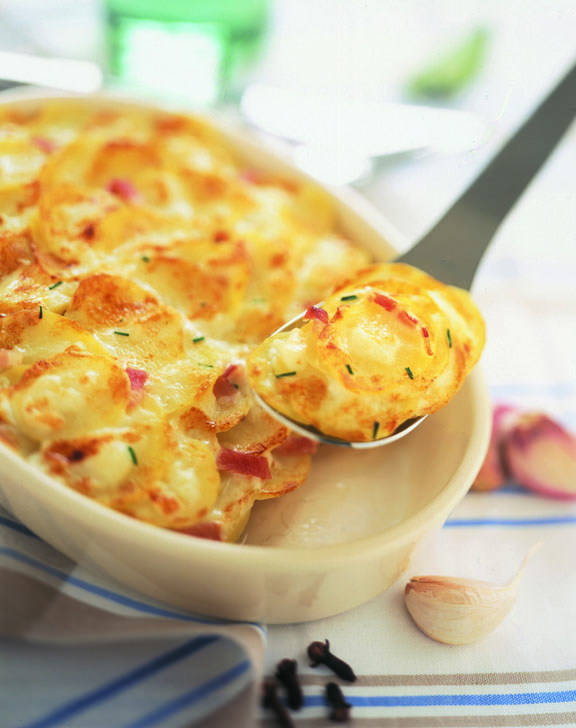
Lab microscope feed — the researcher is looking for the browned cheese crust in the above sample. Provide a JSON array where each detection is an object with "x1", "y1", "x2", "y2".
[
  {"x1": 0, "y1": 100, "x2": 371, "y2": 540},
  {"x1": 248, "y1": 263, "x2": 485, "y2": 441}
]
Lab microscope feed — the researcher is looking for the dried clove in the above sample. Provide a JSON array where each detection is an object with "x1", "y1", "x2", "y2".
[
  {"x1": 325, "y1": 682, "x2": 352, "y2": 723},
  {"x1": 275, "y1": 658, "x2": 304, "y2": 710},
  {"x1": 307, "y1": 639, "x2": 356, "y2": 682},
  {"x1": 261, "y1": 679, "x2": 295, "y2": 728}
]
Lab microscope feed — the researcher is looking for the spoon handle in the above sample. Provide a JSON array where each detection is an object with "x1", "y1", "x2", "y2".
[{"x1": 396, "y1": 60, "x2": 576, "y2": 290}]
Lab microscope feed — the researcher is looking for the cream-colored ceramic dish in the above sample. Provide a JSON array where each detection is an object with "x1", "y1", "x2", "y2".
[{"x1": 0, "y1": 90, "x2": 491, "y2": 624}]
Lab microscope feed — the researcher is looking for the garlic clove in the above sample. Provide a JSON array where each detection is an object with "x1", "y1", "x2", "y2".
[
  {"x1": 503, "y1": 412, "x2": 576, "y2": 500},
  {"x1": 471, "y1": 404, "x2": 517, "y2": 491},
  {"x1": 404, "y1": 544, "x2": 540, "y2": 645}
]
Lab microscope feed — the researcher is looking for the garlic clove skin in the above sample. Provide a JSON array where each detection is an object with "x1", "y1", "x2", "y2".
[
  {"x1": 503, "y1": 413, "x2": 576, "y2": 500},
  {"x1": 405, "y1": 576, "x2": 518, "y2": 645},
  {"x1": 471, "y1": 404, "x2": 517, "y2": 491},
  {"x1": 404, "y1": 544, "x2": 540, "y2": 645}
]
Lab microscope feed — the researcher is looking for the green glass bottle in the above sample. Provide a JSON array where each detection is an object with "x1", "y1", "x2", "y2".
[{"x1": 105, "y1": 0, "x2": 269, "y2": 107}]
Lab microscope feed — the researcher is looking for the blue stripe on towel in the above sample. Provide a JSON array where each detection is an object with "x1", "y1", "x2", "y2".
[
  {"x1": 19, "y1": 636, "x2": 219, "y2": 728},
  {"x1": 0, "y1": 515, "x2": 39, "y2": 538},
  {"x1": 122, "y1": 659, "x2": 252, "y2": 728},
  {"x1": 306, "y1": 688, "x2": 576, "y2": 708},
  {"x1": 445, "y1": 516, "x2": 576, "y2": 527}
]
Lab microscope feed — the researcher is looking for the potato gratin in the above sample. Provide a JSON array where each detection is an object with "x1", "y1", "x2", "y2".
[
  {"x1": 248, "y1": 263, "x2": 485, "y2": 442},
  {"x1": 0, "y1": 99, "x2": 369, "y2": 541},
  {"x1": 0, "y1": 99, "x2": 484, "y2": 540}
]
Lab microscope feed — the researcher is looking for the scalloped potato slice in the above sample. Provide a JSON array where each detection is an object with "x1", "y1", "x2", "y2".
[
  {"x1": 0, "y1": 260, "x2": 75, "y2": 312},
  {"x1": 129, "y1": 240, "x2": 250, "y2": 321},
  {"x1": 256, "y1": 449, "x2": 312, "y2": 500},
  {"x1": 196, "y1": 470, "x2": 260, "y2": 542},
  {"x1": 217, "y1": 405, "x2": 288, "y2": 454},
  {"x1": 0, "y1": 99, "x2": 95, "y2": 147},
  {"x1": 31, "y1": 182, "x2": 121, "y2": 273},
  {"x1": 0, "y1": 233, "x2": 34, "y2": 278},
  {"x1": 7, "y1": 347, "x2": 130, "y2": 441},
  {"x1": 0, "y1": 125, "x2": 46, "y2": 191},
  {"x1": 83, "y1": 138, "x2": 197, "y2": 218},
  {"x1": 37, "y1": 421, "x2": 220, "y2": 530},
  {"x1": 66, "y1": 274, "x2": 185, "y2": 369},
  {"x1": 170, "y1": 361, "x2": 251, "y2": 432},
  {"x1": 154, "y1": 113, "x2": 238, "y2": 176},
  {"x1": 187, "y1": 444, "x2": 313, "y2": 542},
  {"x1": 315, "y1": 292, "x2": 450, "y2": 392},
  {"x1": 146, "y1": 360, "x2": 240, "y2": 421},
  {"x1": 290, "y1": 234, "x2": 371, "y2": 313},
  {"x1": 0, "y1": 304, "x2": 108, "y2": 363}
]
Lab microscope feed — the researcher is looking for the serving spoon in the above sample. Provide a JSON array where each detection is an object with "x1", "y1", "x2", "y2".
[{"x1": 254, "y1": 60, "x2": 576, "y2": 448}]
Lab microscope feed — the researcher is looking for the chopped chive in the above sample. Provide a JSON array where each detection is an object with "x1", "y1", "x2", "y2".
[
  {"x1": 372, "y1": 421, "x2": 380, "y2": 439},
  {"x1": 113, "y1": 330, "x2": 130, "y2": 336},
  {"x1": 250, "y1": 297, "x2": 267, "y2": 304},
  {"x1": 127, "y1": 446, "x2": 138, "y2": 465},
  {"x1": 340, "y1": 294, "x2": 358, "y2": 301},
  {"x1": 275, "y1": 371, "x2": 297, "y2": 378},
  {"x1": 447, "y1": 328, "x2": 452, "y2": 348},
  {"x1": 199, "y1": 363, "x2": 213, "y2": 368},
  {"x1": 346, "y1": 364, "x2": 354, "y2": 375},
  {"x1": 233, "y1": 383, "x2": 239, "y2": 390},
  {"x1": 141, "y1": 255, "x2": 150, "y2": 263},
  {"x1": 48, "y1": 280, "x2": 63, "y2": 290},
  {"x1": 38, "y1": 305, "x2": 43, "y2": 319},
  {"x1": 192, "y1": 336, "x2": 205, "y2": 343},
  {"x1": 405, "y1": 366, "x2": 414, "y2": 379}
]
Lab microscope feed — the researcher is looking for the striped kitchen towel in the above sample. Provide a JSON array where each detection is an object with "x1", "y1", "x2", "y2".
[{"x1": 0, "y1": 506, "x2": 266, "y2": 727}]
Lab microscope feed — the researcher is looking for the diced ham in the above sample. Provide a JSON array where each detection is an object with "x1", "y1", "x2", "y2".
[
  {"x1": 239, "y1": 168, "x2": 264, "y2": 184},
  {"x1": 107, "y1": 178, "x2": 139, "y2": 202},
  {"x1": 0, "y1": 349, "x2": 23, "y2": 371},
  {"x1": 126, "y1": 367, "x2": 148, "y2": 408},
  {"x1": 274, "y1": 435, "x2": 318, "y2": 456},
  {"x1": 216, "y1": 448, "x2": 271, "y2": 479},
  {"x1": 421, "y1": 326, "x2": 433, "y2": 355},
  {"x1": 213, "y1": 364, "x2": 240, "y2": 398},
  {"x1": 303, "y1": 306, "x2": 329, "y2": 325},
  {"x1": 398, "y1": 309, "x2": 419, "y2": 326},
  {"x1": 32, "y1": 136, "x2": 57, "y2": 154},
  {"x1": 373, "y1": 292, "x2": 396, "y2": 311},
  {"x1": 330, "y1": 307, "x2": 343, "y2": 323}
]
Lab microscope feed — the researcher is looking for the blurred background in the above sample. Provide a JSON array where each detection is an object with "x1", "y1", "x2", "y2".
[{"x1": 1, "y1": 0, "x2": 575, "y2": 245}]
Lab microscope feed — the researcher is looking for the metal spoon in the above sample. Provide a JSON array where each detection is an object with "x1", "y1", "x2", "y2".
[{"x1": 254, "y1": 61, "x2": 576, "y2": 448}]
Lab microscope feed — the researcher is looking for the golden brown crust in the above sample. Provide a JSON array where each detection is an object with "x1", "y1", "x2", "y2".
[
  {"x1": 0, "y1": 99, "x2": 375, "y2": 539},
  {"x1": 248, "y1": 263, "x2": 485, "y2": 441}
]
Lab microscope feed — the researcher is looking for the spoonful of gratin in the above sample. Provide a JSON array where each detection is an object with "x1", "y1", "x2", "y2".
[
  {"x1": 248, "y1": 61, "x2": 576, "y2": 447},
  {"x1": 248, "y1": 262, "x2": 483, "y2": 447}
]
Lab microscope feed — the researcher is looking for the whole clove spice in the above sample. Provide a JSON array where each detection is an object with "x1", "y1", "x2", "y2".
[
  {"x1": 307, "y1": 639, "x2": 357, "y2": 682},
  {"x1": 275, "y1": 658, "x2": 304, "y2": 710},
  {"x1": 325, "y1": 682, "x2": 352, "y2": 723},
  {"x1": 261, "y1": 679, "x2": 295, "y2": 728}
]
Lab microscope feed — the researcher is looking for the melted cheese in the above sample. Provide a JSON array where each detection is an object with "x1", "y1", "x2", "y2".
[
  {"x1": 248, "y1": 263, "x2": 485, "y2": 441},
  {"x1": 0, "y1": 98, "x2": 373, "y2": 539}
]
